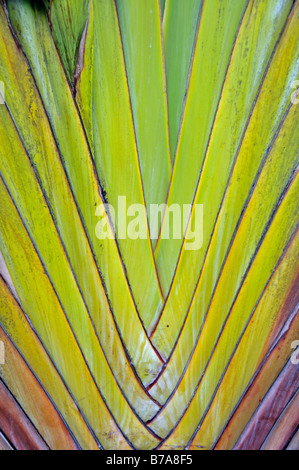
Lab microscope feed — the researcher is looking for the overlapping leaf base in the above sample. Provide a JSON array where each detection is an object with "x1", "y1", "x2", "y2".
[{"x1": 0, "y1": 0, "x2": 298, "y2": 450}]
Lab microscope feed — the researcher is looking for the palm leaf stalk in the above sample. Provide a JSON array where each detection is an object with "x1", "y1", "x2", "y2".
[{"x1": 0, "y1": 0, "x2": 298, "y2": 450}]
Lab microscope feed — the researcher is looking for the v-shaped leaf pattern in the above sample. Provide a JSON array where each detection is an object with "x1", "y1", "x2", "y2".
[{"x1": 0, "y1": 0, "x2": 298, "y2": 450}]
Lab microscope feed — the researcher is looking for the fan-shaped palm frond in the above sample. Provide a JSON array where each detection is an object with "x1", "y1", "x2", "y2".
[{"x1": 0, "y1": 0, "x2": 298, "y2": 450}]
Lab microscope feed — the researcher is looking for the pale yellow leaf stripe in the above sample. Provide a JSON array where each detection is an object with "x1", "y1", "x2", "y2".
[
  {"x1": 76, "y1": 0, "x2": 164, "y2": 331},
  {"x1": 1, "y1": 1, "x2": 163, "y2": 384},
  {"x1": 153, "y1": 168, "x2": 299, "y2": 445},
  {"x1": 152, "y1": 0, "x2": 296, "y2": 356},
  {"x1": 189, "y1": 230, "x2": 299, "y2": 450},
  {"x1": 154, "y1": 0, "x2": 249, "y2": 295},
  {"x1": 149, "y1": 2, "x2": 299, "y2": 401},
  {"x1": 162, "y1": 0, "x2": 203, "y2": 160},
  {"x1": 116, "y1": 0, "x2": 172, "y2": 247},
  {"x1": 0, "y1": 175, "x2": 160, "y2": 450},
  {"x1": 149, "y1": 97, "x2": 299, "y2": 430},
  {"x1": 0, "y1": 100, "x2": 160, "y2": 422}
]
